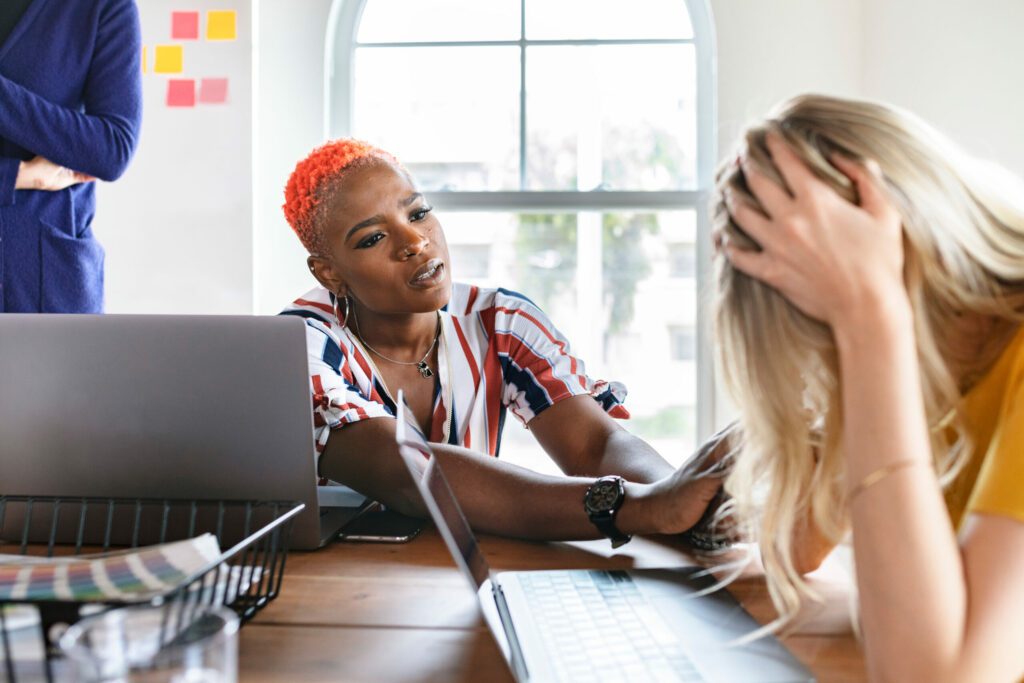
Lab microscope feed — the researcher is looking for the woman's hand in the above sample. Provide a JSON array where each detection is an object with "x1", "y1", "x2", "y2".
[
  {"x1": 15, "y1": 156, "x2": 95, "y2": 191},
  {"x1": 647, "y1": 459, "x2": 729, "y2": 537},
  {"x1": 722, "y1": 133, "x2": 906, "y2": 330},
  {"x1": 620, "y1": 435, "x2": 732, "y2": 538}
]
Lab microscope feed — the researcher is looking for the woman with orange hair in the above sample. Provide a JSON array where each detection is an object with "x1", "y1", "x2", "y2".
[{"x1": 280, "y1": 139, "x2": 721, "y2": 543}]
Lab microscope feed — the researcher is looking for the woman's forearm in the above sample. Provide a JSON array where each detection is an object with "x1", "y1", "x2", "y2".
[
  {"x1": 320, "y1": 419, "x2": 662, "y2": 541},
  {"x1": 431, "y1": 440, "x2": 710, "y2": 543},
  {"x1": 835, "y1": 297, "x2": 966, "y2": 681},
  {"x1": 322, "y1": 412, "x2": 724, "y2": 545},
  {"x1": 430, "y1": 441, "x2": 644, "y2": 540}
]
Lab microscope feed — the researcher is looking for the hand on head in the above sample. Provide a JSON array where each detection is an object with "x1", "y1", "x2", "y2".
[{"x1": 720, "y1": 132, "x2": 904, "y2": 330}]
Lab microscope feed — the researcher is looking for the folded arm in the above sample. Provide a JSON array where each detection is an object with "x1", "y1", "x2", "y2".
[{"x1": 0, "y1": 0, "x2": 142, "y2": 182}]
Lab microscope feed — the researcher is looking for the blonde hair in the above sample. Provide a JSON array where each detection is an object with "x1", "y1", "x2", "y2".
[{"x1": 713, "y1": 94, "x2": 1024, "y2": 629}]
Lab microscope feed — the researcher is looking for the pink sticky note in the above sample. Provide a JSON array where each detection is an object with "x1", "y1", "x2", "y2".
[
  {"x1": 198, "y1": 77, "x2": 229, "y2": 104},
  {"x1": 166, "y1": 79, "x2": 196, "y2": 107},
  {"x1": 171, "y1": 11, "x2": 199, "y2": 40}
]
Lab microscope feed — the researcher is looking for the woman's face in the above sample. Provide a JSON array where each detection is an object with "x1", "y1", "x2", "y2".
[{"x1": 315, "y1": 160, "x2": 451, "y2": 315}]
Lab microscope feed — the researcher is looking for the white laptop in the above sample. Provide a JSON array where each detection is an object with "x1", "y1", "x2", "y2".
[
  {"x1": 394, "y1": 392, "x2": 815, "y2": 683},
  {"x1": 0, "y1": 313, "x2": 367, "y2": 550}
]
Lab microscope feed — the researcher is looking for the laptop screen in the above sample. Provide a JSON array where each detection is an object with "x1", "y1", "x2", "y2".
[{"x1": 395, "y1": 392, "x2": 490, "y2": 589}]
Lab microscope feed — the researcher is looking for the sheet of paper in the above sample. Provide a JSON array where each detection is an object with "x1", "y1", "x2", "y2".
[
  {"x1": 0, "y1": 534, "x2": 221, "y2": 602},
  {"x1": 190, "y1": 563, "x2": 263, "y2": 605}
]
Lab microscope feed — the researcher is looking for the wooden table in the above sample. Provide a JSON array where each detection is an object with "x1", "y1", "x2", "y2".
[{"x1": 239, "y1": 529, "x2": 866, "y2": 682}]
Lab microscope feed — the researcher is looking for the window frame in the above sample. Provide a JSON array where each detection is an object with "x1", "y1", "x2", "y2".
[{"x1": 325, "y1": 0, "x2": 719, "y2": 440}]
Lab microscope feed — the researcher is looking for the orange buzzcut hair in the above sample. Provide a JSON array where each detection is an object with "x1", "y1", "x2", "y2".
[{"x1": 282, "y1": 138, "x2": 399, "y2": 253}]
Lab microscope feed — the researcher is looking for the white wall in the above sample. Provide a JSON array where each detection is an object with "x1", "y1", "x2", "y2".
[
  {"x1": 710, "y1": 0, "x2": 864, "y2": 158},
  {"x1": 710, "y1": 0, "x2": 1024, "y2": 179},
  {"x1": 253, "y1": 0, "x2": 335, "y2": 314},
  {"x1": 862, "y1": 0, "x2": 1024, "y2": 179}
]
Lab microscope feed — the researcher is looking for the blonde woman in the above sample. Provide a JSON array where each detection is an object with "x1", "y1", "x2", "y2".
[{"x1": 713, "y1": 94, "x2": 1024, "y2": 681}]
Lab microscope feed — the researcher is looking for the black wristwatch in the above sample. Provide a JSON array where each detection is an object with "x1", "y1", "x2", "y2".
[{"x1": 583, "y1": 476, "x2": 632, "y2": 548}]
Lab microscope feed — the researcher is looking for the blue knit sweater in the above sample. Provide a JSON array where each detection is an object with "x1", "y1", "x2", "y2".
[{"x1": 0, "y1": 0, "x2": 142, "y2": 312}]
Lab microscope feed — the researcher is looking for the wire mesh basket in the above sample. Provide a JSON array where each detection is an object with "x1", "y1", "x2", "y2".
[{"x1": 0, "y1": 495, "x2": 304, "y2": 682}]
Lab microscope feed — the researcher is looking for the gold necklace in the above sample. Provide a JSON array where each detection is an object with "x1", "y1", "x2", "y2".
[{"x1": 350, "y1": 306, "x2": 439, "y2": 379}]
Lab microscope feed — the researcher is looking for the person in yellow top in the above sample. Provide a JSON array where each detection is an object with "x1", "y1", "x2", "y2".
[
  {"x1": 945, "y1": 325, "x2": 1024, "y2": 531},
  {"x1": 704, "y1": 94, "x2": 1024, "y2": 682}
]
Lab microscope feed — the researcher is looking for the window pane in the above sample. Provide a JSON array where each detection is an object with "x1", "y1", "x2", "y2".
[
  {"x1": 353, "y1": 47, "x2": 520, "y2": 191},
  {"x1": 668, "y1": 243, "x2": 696, "y2": 278},
  {"x1": 439, "y1": 208, "x2": 698, "y2": 472},
  {"x1": 357, "y1": 0, "x2": 521, "y2": 43},
  {"x1": 525, "y1": 45, "x2": 697, "y2": 190},
  {"x1": 526, "y1": 0, "x2": 693, "y2": 40},
  {"x1": 668, "y1": 325, "x2": 696, "y2": 361}
]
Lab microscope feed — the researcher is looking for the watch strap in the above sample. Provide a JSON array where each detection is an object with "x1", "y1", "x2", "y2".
[{"x1": 590, "y1": 513, "x2": 632, "y2": 549}]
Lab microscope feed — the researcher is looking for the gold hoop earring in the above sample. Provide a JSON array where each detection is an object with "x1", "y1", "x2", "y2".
[{"x1": 335, "y1": 294, "x2": 350, "y2": 327}]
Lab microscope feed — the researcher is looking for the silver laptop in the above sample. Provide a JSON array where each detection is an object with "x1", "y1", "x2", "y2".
[
  {"x1": 0, "y1": 314, "x2": 366, "y2": 550},
  {"x1": 394, "y1": 392, "x2": 815, "y2": 683}
]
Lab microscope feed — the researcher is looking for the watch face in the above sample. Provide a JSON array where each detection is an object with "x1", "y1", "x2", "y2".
[{"x1": 586, "y1": 479, "x2": 621, "y2": 514}]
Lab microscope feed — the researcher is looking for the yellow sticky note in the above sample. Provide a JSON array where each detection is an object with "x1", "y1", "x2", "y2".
[
  {"x1": 154, "y1": 45, "x2": 183, "y2": 74},
  {"x1": 141, "y1": 46, "x2": 147, "y2": 74},
  {"x1": 206, "y1": 10, "x2": 237, "y2": 41}
]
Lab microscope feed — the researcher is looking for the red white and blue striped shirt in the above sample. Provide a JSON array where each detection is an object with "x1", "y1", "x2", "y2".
[{"x1": 280, "y1": 283, "x2": 629, "y2": 461}]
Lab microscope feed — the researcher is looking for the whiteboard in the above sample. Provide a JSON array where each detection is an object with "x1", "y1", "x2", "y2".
[{"x1": 95, "y1": 0, "x2": 254, "y2": 314}]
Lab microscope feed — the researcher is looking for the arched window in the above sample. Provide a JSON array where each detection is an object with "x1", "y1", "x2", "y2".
[{"x1": 327, "y1": 0, "x2": 716, "y2": 470}]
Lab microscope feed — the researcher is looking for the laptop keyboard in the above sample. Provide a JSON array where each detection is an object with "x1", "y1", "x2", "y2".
[{"x1": 516, "y1": 570, "x2": 705, "y2": 682}]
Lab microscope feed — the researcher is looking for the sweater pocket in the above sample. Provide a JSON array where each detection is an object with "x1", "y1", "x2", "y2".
[{"x1": 40, "y1": 219, "x2": 105, "y2": 313}]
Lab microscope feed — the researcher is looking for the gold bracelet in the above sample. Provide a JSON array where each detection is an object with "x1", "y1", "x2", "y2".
[{"x1": 849, "y1": 459, "x2": 925, "y2": 501}]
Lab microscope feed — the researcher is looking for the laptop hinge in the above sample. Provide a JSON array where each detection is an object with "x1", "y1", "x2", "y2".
[{"x1": 492, "y1": 581, "x2": 530, "y2": 682}]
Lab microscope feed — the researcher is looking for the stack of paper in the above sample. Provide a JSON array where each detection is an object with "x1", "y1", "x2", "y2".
[{"x1": 0, "y1": 534, "x2": 222, "y2": 603}]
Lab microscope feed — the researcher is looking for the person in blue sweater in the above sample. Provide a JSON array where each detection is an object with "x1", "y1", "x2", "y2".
[{"x1": 0, "y1": 0, "x2": 142, "y2": 313}]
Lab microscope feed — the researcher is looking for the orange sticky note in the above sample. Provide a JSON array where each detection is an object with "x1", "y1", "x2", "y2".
[
  {"x1": 154, "y1": 45, "x2": 184, "y2": 74},
  {"x1": 206, "y1": 10, "x2": 237, "y2": 41},
  {"x1": 167, "y1": 79, "x2": 196, "y2": 107}
]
